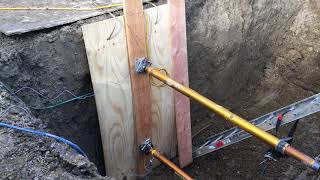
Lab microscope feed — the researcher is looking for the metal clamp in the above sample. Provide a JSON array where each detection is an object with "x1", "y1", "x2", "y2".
[
  {"x1": 275, "y1": 140, "x2": 289, "y2": 154},
  {"x1": 140, "y1": 139, "x2": 153, "y2": 155},
  {"x1": 312, "y1": 161, "x2": 320, "y2": 171},
  {"x1": 135, "y1": 58, "x2": 152, "y2": 73}
]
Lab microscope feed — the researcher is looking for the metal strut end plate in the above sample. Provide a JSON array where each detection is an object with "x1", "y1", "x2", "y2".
[
  {"x1": 135, "y1": 57, "x2": 151, "y2": 73},
  {"x1": 139, "y1": 139, "x2": 153, "y2": 155},
  {"x1": 275, "y1": 140, "x2": 289, "y2": 154},
  {"x1": 312, "y1": 161, "x2": 320, "y2": 171}
]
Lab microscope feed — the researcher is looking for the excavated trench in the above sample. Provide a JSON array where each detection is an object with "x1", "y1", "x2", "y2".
[{"x1": 0, "y1": 0, "x2": 320, "y2": 179}]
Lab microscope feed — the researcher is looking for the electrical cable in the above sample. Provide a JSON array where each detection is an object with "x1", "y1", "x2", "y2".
[
  {"x1": 0, "y1": 121, "x2": 88, "y2": 158},
  {"x1": 0, "y1": 83, "x2": 89, "y2": 157},
  {"x1": 0, "y1": 83, "x2": 94, "y2": 110},
  {"x1": 29, "y1": 92, "x2": 94, "y2": 110},
  {"x1": 14, "y1": 87, "x2": 78, "y2": 102}
]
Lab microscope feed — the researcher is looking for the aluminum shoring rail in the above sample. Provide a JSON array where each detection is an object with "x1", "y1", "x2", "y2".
[
  {"x1": 135, "y1": 58, "x2": 320, "y2": 172},
  {"x1": 193, "y1": 93, "x2": 320, "y2": 158}
]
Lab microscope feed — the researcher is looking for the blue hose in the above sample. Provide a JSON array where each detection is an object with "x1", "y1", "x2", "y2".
[{"x1": 0, "y1": 122, "x2": 87, "y2": 158}]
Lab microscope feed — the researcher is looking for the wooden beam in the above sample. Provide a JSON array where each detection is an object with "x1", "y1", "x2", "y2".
[
  {"x1": 168, "y1": 0, "x2": 193, "y2": 167},
  {"x1": 123, "y1": 0, "x2": 152, "y2": 175}
]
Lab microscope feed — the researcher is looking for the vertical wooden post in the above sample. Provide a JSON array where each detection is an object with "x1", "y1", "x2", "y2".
[
  {"x1": 123, "y1": 0, "x2": 152, "y2": 175},
  {"x1": 168, "y1": 0, "x2": 193, "y2": 167}
]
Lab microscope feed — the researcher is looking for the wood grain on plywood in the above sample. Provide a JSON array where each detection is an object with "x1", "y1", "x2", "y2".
[
  {"x1": 82, "y1": 17, "x2": 136, "y2": 179},
  {"x1": 123, "y1": 0, "x2": 152, "y2": 175},
  {"x1": 82, "y1": 4, "x2": 178, "y2": 178},
  {"x1": 145, "y1": 4, "x2": 177, "y2": 160}
]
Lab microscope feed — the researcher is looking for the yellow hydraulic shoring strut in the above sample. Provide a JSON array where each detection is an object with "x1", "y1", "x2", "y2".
[
  {"x1": 135, "y1": 58, "x2": 320, "y2": 172},
  {"x1": 140, "y1": 139, "x2": 194, "y2": 180}
]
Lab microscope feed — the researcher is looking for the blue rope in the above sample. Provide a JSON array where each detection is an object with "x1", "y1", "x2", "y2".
[{"x1": 0, "y1": 122, "x2": 88, "y2": 158}]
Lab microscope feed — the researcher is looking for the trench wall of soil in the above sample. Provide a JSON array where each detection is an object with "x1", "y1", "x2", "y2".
[{"x1": 0, "y1": 0, "x2": 319, "y2": 179}]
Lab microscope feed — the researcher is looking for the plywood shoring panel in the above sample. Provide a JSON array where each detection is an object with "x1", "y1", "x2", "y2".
[
  {"x1": 82, "y1": 16, "x2": 135, "y2": 179},
  {"x1": 83, "y1": 4, "x2": 179, "y2": 179},
  {"x1": 146, "y1": 4, "x2": 177, "y2": 161}
]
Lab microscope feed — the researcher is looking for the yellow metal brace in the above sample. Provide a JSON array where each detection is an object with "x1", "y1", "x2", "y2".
[
  {"x1": 140, "y1": 139, "x2": 194, "y2": 180},
  {"x1": 136, "y1": 58, "x2": 320, "y2": 172}
]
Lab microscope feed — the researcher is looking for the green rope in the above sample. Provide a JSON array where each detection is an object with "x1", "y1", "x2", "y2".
[
  {"x1": 0, "y1": 83, "x2": 94, "y2": 110},
  {"x1": 30, "y1": 92, "x2": 94, "y2": 110}
]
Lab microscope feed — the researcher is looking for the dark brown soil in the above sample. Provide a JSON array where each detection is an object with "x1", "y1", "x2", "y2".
[
  {"x1": 151, "y1": 1, "x2": 320, "y2": 179},
  {"x1": 0, "y1": 83, "x2": 111, "y2": 179},
  {"x1": 0, "y1": 0, "x2": 319, "y2": 179}
]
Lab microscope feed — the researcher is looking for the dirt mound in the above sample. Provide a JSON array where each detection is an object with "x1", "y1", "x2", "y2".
[{"x1": 0, "y1": 83, "x2": 111, "y2": 179}]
